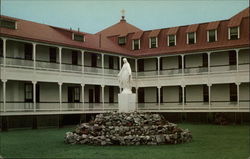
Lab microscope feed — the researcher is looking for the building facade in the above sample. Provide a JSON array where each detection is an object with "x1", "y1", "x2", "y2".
[{"x1": 0, "y1": 8, "x2": 249, "y2": 129}]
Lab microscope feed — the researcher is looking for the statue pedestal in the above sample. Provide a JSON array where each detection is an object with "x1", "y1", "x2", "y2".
[{"x1": 118, "y1": 93, "x2": 136, "y2": 113}]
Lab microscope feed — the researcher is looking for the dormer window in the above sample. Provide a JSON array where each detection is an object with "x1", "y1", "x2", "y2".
[
  {"x1": 73, "y1": 33, "x2": 84, "y2": 42},
  {"x1": 187, "y1": 32, "x2": 196, "y2": 44},
  {"x1": 118, "y1": 37, "x2": 126, "y2": 45},
  {"x1": 0, "y1": 18, "x2": 16, "y2": 29},
  {"x1": 207, "y1": 29, "x2": 217, "y2": 42},
  {"x1": 149, "y1": 37, "x2": 157, "y2": 48},
  {"x1": 229, "y1": 27, "x2": 239, "y2": 40},
  {"x1": 168, "y1": 34, "x2": 176, "y2": 46},
  {"x1": 132, "y1": 39, "x2": 140, "y2": 50}
]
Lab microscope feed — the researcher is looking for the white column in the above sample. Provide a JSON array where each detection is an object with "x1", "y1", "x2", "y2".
[
  {"x1": 182, "y1": 85, "x2": 185, "y2": 110},
  {"x1": 2, "y1": 79, "x2": 7, "y2": 112},
  {"x1": 236, "y1": 82, "x2": 240, "y2": 109},
  {"x1": 2, "y1": 38, "x2": 6, "y2": 67},
  {"x1": 119, "y1": 56, "x2": 122, "y2": 70},
  {"x1": 208, "y1": 84, "x2": 211, "y2": 110},
  {"x1": 181, "y1": 55, "x2": 184, "y2": 75},
  {"x1": 157, "y1": 57, "x2": 160, "y2": 76},
  {"x1": 32, "y1": 43, "x2": 36, "y2": 69},
  {"x1": 235, "y1": 49, "x2": 239, "y2": 72},
  {"x1": 81, "y1": 84, "x2": 85, "y2": 110},
  {"x1": 81, "y1": 50, "x2": 84, "y2": 73},
  {"x1": 157, "y1": 86, "x2": 161, "y2": 110},
  {"x1": 102, "y1": 54, "x2": 104, "y2": 75},
  {"x1": 101, "y1": 85, "x2": 105, "y2": 110},
  {"x1": 207, "y1": 52, "x2": 211, "y2": 73},
  {"x1": 59, "y1": 47, "x2": 62, "y2": 71},
  {"x1": 135, "y1": 59, "x2": 138, "y2": 78},
  {"x1": 58, "y1": 82, "x2": 62, "y2": 111},
  {"x1": 32, "y1": 81, "x2": 37, "y2": 112},
  {"x1": 135, "y1": 87, "x2": 138, "y2": 110}
]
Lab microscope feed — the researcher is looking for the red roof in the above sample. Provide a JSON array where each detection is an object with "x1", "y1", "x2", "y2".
[{"x1": 0, "y1": 7, "x2": 249, "y2": 57}]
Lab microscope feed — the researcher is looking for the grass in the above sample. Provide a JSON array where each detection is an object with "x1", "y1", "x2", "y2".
[{"x1": 0, "y1": 123, "x2": 249, "y2": 159}]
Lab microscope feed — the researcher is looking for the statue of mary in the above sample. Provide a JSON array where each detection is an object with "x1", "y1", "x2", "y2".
[{"x1": 118, "y1": 58, "x2": 132, "y2": 94}]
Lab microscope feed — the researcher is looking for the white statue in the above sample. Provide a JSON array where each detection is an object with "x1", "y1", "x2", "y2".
[{"x1": 118, "y1": 58, "x2": 132, "y2": 94}]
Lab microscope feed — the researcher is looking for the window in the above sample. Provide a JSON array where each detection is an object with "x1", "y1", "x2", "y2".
[
  {"x1": 187, "y1": 32, "x2": 196, "y2": 44},
  {"x1": 150, "y1": 37, "x2": 157, "y2": 48},
  {"x1": 24, "y1": 83, "x2": 33, "y2": 102},
  {"x1": 207, "y1": 29, "x2": 217, "y2": 42},
  {"x1": 168, "y1": 34, "x2": 176, "y2": 46},
  {"x1": 72, "y1": 51, "x2": 78, "y2": 65},
  {"x1": 73, "y1": 33, "x2": 84, "y2": 42},
  {"x1": 132, "y1": 39, "x2": 140, "y2": 50},
  {"x1": 74, "y1": 87, "x2": 80, "y2": 102},
  {"x1": 229, "y1": 27, "x2": 239, "y2": 40},
  {"x1": 0, "y1": 40, "x2": 3, "y2": 57},
  {"x1": 118, "y1": 37, "x2": 126, "y2": 45},
  {"x1": 0, "y1": 19, "x2": 16, "y2": 29},
  {"x1": 24, "y1": 44, "x2": 33, "y2": 60}
]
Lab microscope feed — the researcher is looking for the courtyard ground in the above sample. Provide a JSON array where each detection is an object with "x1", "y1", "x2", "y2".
[{"x1": 0, "y1": 123, "x2": 249, "y2": 159}]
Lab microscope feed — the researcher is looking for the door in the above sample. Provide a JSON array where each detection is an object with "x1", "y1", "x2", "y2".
[
  {"x1": 138, "y1": 88, "x2": 145, "y2": 103},
  {"x1": 91, "y1": 54, "x2": 97, "y2": 67},
  {"x1": 49, "y1": 47, "x2": 57, "y2": 63},
  {"x1": 72, "y1": 51, "x2": 78, "y2": 65},
  {"x1": 94, "y1": 85, "x2": 100, "y2": 103},
  {"x1": 109, "y1": 56, "x2": 114, "y2": 69},
  {"x1": 24, "y1": 44, "x2": 32, "y2": 60},
  {"x1": 89, "y1": 89, "x2": 94, "y2": 103},
  {"x1": 109, "y1": 86, "x2": 114, "y2": 103},
  {"x1": 36, "y1": 84, "x2": 40, "y2": 103},
  {"x1": 68, "y1": 86, "x2": 80, "y2": 103},
  {"x1": 138, "y1": 59, "x2": 144, "y2": 72}
]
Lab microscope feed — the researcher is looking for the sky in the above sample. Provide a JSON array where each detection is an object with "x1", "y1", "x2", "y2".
[{"x1": 1, "y1": 0, "x2": 249, "y2": 34}]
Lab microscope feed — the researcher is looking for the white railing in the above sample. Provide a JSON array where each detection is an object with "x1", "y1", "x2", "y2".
[
  {"x1": 185, "y1": 102, "x2": 209, "y2": 109},
  {"x1": 61, "y1": 64, "x2": 82, "y2": 72},
  {"x1": 160, "y1": 69, "x2": 182, "y2": 76},
  {"x1": 239, "y1": 101, "x2": 250, "y2": 109},
  {"x1": 5, "y1": 102, "x2": 34, "y2": 112},
  {"x1": 238, "y1": 63, "x2": 249, "y2": 71},
  {"x1": 184, "y1": 67, "x2": 208, "y2": 75},
  {"x1": 37, "y1": 103, "x2": 60, "y2": 111},
  {"x1": 6, "y1": 57, "x2": 33, "y2": 68},
  {"x1": 210, "y1": 65, "x2": 236, "y2": 72},
  {"x1": 84, "y1": 66, "x2": 103, "y2": 75},
  {"x1": 137, "y1": 71, "x2": 158, "y2": 77},
  {"x1": 210, "y1": 102, "x2": 238, "y2": 110},
  {"x1": 104, "y1": 69, "x2": 119, "y2": 76},
  {"x1": 36, "y1": 61, "x2": 59, "y2": 71}
]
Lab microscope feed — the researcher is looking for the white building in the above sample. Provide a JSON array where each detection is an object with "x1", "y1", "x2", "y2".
[{"x1": 0, "y1": 8, "x2": 249, "y2": 129}]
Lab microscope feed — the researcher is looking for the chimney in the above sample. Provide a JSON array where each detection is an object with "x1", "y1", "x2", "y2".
[{"x1": 78, "y1": 28, "x2": 80, "y2": 32}]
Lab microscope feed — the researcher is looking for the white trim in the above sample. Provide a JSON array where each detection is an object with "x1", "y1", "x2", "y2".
[
  {"x1": 194, "y1": 32, "x2": 196, "y2": 44},
  {"x1": 228, "y1": 28, "x2": 230, "y2": 40},
  {"x1": 149, "y1": 38, "x2": 151, "y2": 48},
  {"x1": 186, "y1": 33, "x2": 189, "y2": 44},
  {"x1": 237, "y1": 26, "x2": 240, "y2": 39},
  {"x1": 156, "y1": 37, "x2": 158, "y2": 48},
  {"x1": 167, "y1": 35, "x2": 170, "y2": 46},
  {"x1": 138, "y1": 39, "x2": 141, "y2": 50},
  {"x1": 174, "y1": 35, "x2": 176, "y2": 46},
  {"x1": 206, "y1": 31, "x2": 209, "y2": 42},
  {"x1": 215, "y1": 29, "x2": 218, "y2": 41},
  {"x1": 132, "y1": 40, "x2": 134, "y2": 50}
]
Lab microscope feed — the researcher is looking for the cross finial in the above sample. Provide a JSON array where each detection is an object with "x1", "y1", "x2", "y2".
[{"x1": 121, "y1": 9, "x2": 125, "y2": 20}]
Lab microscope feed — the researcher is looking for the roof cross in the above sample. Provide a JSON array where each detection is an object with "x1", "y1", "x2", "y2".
[{"x1": 121, "y1": 9, "x2": 125, "y2": 20}]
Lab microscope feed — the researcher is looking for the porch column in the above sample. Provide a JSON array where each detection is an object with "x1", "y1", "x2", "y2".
[
  {"x1": 2, "y1": 79, "x2": 7, "y2": 112},
  {"x1": 236, "y1": 82, "x2": 241, "y2": 109},
  {"x1": 101, "y1": 54, "x2": 104, "y2": 76},
  {"x1": 208, "y1": 84, "x2": 211, "y2": 110},
  {"x1": 2, "y1": 38, "x2": 6, "y2": 67},
  {"x1": 182, "y1": 85, "x2": 185, "y2": 110},
  {"x1": 81, "y1": 84, "x2": 85, "y2": 110},
  {"x1": 32, "y1": 81, "x2": 37, "y2": 112},
  {"x1": 135, "y1": 59, "x2": 138, "y2": 78},
  {"x1": 101, "y1": 85, "x2": 105, "y2": 110},
  {"x1": 157, "y1": 86, "x2": 161, "y2": 110},
  {"x1": 181, "y1": 55, "x2": 184, "y2": 75},
  {"x1": 59, "y1": 47, "x2": 62, "y2": 71},
  {"x1": 81, "y1": 50, "x2": 84, "y2": 73},
  {"x1": 207, "y1": 52, "x2": 211, "y2": 73},
  {"x1": 135, "y1": 87, "x2": 138, "y2": 110},
  {"x1": 235, "y1": 49, "x2": 239, "y2": 72},
  {"x1": 58, "y1": 82, "x2": 62, "y2": 111},
  {"x1": 119, "y1": 56, "x2": 122, "y2": 70},
  {"x1": 157, "y1": 57, "x2": 160, "y2": 76},
  {"x1": 32, "y1": 43, "x2": 36, "y2": 69}
]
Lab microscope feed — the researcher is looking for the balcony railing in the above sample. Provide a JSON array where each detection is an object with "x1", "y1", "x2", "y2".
[
  {"x1": 36, "y1": 60, "x2": 60, "y2": 71},
  {"x1": 6, "y1": 57, "x2": 33, "y2": 68}
]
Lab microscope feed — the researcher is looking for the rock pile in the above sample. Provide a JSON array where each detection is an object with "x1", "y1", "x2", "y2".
[{"x1": 64, "y1": 112, "x2": 192, "y2": 145}]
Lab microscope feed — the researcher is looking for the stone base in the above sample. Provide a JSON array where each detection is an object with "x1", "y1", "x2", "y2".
[{"x1": 118, "y1": 93, "x2": 136, "y2": 113}]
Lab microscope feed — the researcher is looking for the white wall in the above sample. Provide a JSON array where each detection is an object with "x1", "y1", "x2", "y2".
[
  {"x1": 239, "y1": 49, "x2": 250, "y2": 64},
  {"x1": 211, "y1": 51, "x2": 229, "y2": 66},
  {"x1": 163, "y1": 86, "x2": 179, "y2": 102},
  {"x1": 6, "y1": 81, "x2": 24, "y2": 101},
  {"x1": 186, "y1": 85, "x2": 203, "y2": 101},
  {"x1": 162, "y1": 56, "x2": 179, "y2": 69},
  {"x1": 144, "y1": 58, "x2": 156, "y2": 71},
  {"x1": 211, "y1": 84, "x2": 229, "y2": 101},
  {"x1": 6, "y1": 40, "x2": 25, "y2": 58},
  {"x1": 185, "y1": 54, "x2": 203, "y2": 68},
  {"x1": 144, "y1": 87, "x2": 157, "y2": 102},
  {"x1": 62, "y1": 49, "x2": 72, "y2": 64},
  {"x1": 240, "y1": 83, "x2": 249, "y2": 100},
  {"x1": 36, "y1": 45, "x2": 50, "y2": 62},
  {"x1": 40, "y1": 82, "x2": 59, "y2": 102}
]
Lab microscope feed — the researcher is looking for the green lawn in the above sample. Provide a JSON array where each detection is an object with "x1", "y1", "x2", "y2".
[{"x1": 0, "y1": 123, "x2": 249, "y2": 159}]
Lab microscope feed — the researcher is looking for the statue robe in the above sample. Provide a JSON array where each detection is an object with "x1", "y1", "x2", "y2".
[{"x1": 118, "y1": 62, "x2": 132, "y2": 93}]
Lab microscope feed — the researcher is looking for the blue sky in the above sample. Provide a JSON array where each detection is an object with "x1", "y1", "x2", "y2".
[{"x1": 1, "y1": 0, "x2": 248, "y2": 34}]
